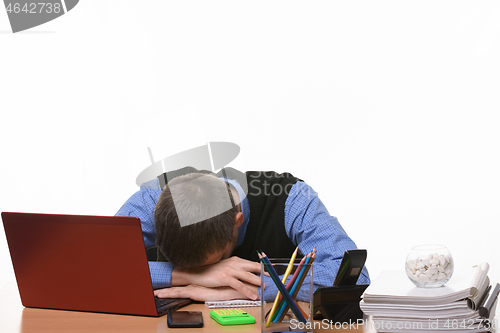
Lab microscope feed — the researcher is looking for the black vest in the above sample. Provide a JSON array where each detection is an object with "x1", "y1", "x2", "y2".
[
  {"x1": 231, "y1": 170, "x2": 301, "y2": 262},
  {"x1": 150, "y1": 167, "x2": 302, "y2": 263}
]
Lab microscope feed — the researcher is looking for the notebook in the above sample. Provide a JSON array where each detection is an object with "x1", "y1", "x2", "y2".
[
  {"x1": 1, "y1": 212, "x2": 191, "y2": 316},
  {"x1": 205, "y1": 299, "x2": 261, "y2": 308}
]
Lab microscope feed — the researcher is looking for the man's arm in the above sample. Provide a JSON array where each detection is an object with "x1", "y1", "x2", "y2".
[
  {"x1": 154, "y1": 282, "x2": 258, "y2": 302},
  {"x1": 115, "y1": 183, "x2": 174, "y2": 289}
]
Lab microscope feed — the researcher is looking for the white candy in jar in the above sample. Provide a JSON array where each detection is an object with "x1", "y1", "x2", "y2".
[{"x1": 406, "y1": 252, "x2": 453, "y2": 286}]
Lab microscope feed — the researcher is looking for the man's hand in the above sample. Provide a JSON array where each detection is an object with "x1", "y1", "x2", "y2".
[
  {"x1": 171, "y1": 256, "x2": 261, "y2": 300},
  {"x1": 154, "y1": 283, "x2": 258, "y2": 302}
]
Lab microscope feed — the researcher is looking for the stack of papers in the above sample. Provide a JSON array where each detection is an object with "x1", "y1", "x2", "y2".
[{"x1": 360, "y1": 263, "x2": 498, "y2": 333}]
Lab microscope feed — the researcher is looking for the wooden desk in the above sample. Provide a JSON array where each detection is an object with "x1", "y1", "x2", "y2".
[{"x1": 0, "y1": 282, "x2": 374, "y2": 332}]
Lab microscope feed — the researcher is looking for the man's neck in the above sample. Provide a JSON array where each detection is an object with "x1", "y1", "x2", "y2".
[{"x1": 229, "y1": 185, "x2": 241, "y2": 213}]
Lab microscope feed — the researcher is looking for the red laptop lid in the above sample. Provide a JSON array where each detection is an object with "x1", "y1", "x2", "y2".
[{"x1": 1, "y1": 212, "x2": 159, "y2": 316}]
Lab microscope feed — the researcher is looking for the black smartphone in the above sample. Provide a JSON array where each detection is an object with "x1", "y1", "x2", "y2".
[
  {"x1": 332, "y1": 249, "x2": 367, "y2": 286},
  {"x1": 167, "y1": 310, "x2": 204, "y2": 328}
]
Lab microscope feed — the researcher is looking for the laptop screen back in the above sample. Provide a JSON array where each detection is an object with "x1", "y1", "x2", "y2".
[{"x1": 2, "y1": 212, "x2": 159, "y2": 316}]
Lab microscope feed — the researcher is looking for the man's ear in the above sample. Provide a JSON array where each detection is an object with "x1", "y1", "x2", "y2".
[{"x1": 234, "y1": 212, "x2": 244, "y2": 229}]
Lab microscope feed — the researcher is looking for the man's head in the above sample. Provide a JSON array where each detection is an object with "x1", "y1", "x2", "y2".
[{"x1": 154, "y1": 173, "x2": 242, "y2": 267}]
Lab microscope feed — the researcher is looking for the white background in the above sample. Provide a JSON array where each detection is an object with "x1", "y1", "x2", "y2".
[{"x1": 1, "y1": 1, "x2": 499, "y2": 291}]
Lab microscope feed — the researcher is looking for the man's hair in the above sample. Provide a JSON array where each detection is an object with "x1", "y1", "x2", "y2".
[{"x1": 154, "y1": 172, "x2": 237, "y2": 267}]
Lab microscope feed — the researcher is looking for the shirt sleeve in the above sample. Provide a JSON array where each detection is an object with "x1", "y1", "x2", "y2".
[
  {"x1": 115, "y1": 185, "x2": 174, "y2": 289},
  {"x1": 261, "y1": 181, "x2": 370, "y2": 301}
]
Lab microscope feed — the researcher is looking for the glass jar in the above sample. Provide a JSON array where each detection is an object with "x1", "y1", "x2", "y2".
[{"x1": 405, "y1": 244, "x2": 453, "y2": 288}]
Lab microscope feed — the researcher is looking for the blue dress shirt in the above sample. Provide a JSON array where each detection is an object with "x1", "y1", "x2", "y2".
[{"x1": 115, "y1": 176, "x2": 370, "y2": 301}]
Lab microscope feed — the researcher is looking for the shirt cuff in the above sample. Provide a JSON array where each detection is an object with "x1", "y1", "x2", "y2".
[{"x1": 148, "y1": 261, "x2": 174, "y2": 289}]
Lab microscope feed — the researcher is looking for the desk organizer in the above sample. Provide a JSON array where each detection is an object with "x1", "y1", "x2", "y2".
[
  {"x1": 312, "y1": 284, "x2": 369, "y2": 323},
  {"x1": 261, "y1": 258, "x2": 314, "y2": 332}
]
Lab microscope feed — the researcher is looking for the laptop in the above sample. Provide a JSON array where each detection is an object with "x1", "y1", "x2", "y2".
[{"x1": 1, "y1": 212, "x2": 191, "y2": 316}]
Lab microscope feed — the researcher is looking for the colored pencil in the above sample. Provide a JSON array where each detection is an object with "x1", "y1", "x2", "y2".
[
  {"x1": 278, "y1": 248, "x2": 317, "y2": 321},
  {"x1": 266, "y1": 247, "x2": 298, "y2": 327},
  {"x1": 273, "y1": 254, "x2": 311, "y2": 322},
  {"x1": 258, "y1": 251, "x2": 307, "y2": 323},
  {"x1": 275, "y1": 247, "x2": 317, "y2": 322},
  {"x1": 292, "y1": 248, "x2": 316, "y2": 300},
  {"x1": 270, "y1": 253, "x2": 307, "y2": 318}
]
